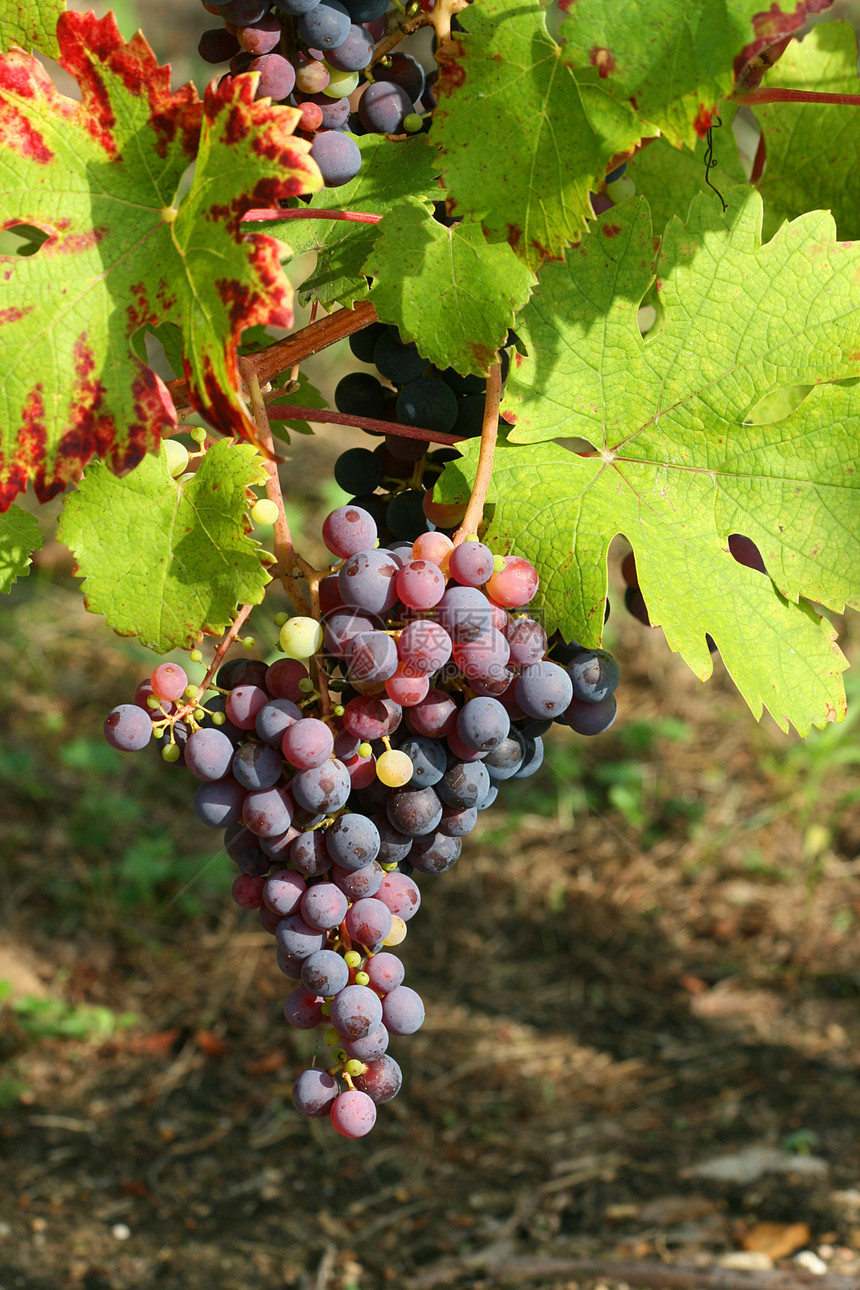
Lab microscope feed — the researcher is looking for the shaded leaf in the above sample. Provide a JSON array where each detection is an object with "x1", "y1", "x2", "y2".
[
  {"x1": 431, "y1": 0, "x2": 647, "y2": 269},
  {"x1": 755, "y1": 22, "x2": 860, "y2": 242},
  {"x1": 269, "y1": 134, "x2": 442, "y2": 309},
  {"x1": 57, "y1": 440, "x2": 270, "y2": 654},
  {"x1": 364, "y1": 197, "x2": 536, "y2": 375},
  {"x1": 0, "y1": 11, "x2": 320, "y2": 511}
]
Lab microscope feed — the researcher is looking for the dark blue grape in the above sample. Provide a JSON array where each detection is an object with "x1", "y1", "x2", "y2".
[
  {"x1": 335, "y1": 372, "x2": 388, "y2": 418},
  {"x1": 359, "y1": 80, "x2": 413, "y2": 134},
  {"x1": 326, "y1": 24, "x2": 374, "y2": 70},
  {"x1": 375, "y1": 51, "x2": 424, "y2": 101},
  {"x1": 348, "y1": 322, "x2": 388, "y2": 364},
  {"x1": 334, "y1": 447, "x2": 383, "y2": 495},
  {"x1": 310, "y1": 131, "x2": 361, "y2": 187},
  {"x1": 396, "y1": 377, "x2": 459, "y2": 435},
  {"x1": 373, "y1": 330, "x2": 426, "y2": 383},
  {"x1": 297, "y1": 0, "x2": 351, "y2": 48}
]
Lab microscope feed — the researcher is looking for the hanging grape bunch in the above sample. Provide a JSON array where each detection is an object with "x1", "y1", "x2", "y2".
[
  {"x1": 103, "y1": 332, "x2": 621, "y2": 1136},
  {"x1": 198, "y1": 0, "x2": 432, "y2": 186}
]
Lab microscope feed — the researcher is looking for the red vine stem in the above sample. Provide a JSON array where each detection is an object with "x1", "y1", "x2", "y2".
[
  {"x1": 452, "y1": 359, "x2": 501, "y2": 544},
  {"x1": 239, "y1": 358, "x2": 313, "y2": 616},
  {"x1": 733, "y1": 87, "x2": 860, "y2": 106},
  {"x1": 167, "y1": 302, "x2": 379, "y2": 413},
  {"x1": 265, "y1": 402, "x2": 464, "y2": 447},
  {"x1": 241, "y1": 208, "x2": 383, "y2": 225}
]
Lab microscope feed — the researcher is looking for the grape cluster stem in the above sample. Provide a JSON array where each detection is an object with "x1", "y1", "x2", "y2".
[{"x1": 453, "y1": 358, "x2": 502, "y2": 544}]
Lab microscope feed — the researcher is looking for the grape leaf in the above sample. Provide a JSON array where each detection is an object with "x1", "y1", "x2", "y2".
[
  {"x1": 436, "y1": 192, "x2": 860, "y2": 733},
  {"x1": 57, "y1": 440, "x2": 270, "y2": 654},
  {"x1": 431, "y1": 0, "x2": 647, "y2": 269},
  {"x1": 627, "y1": 105, "x2": 748, "y2": 235},
  {"x1": 0, "y1": 504, "x2": 41, "y2": 592},
  {"x1": 3, "y1": 1, "x2": 64, "y2": 59},
  {"x1": 269, "y1": 135, "x2": 442, "y2": 309},
  {"x1": 0, "y1": 11, "x2": 320, "y2": 513},
  {"x1": 754, "y1": 22, "x2": 860, "y2": 242},
  {"x1": 363, "y1": 197, "x2": 536, "y2": 375},
  {"x1": 559, "y1": 0, "x2": 827, "y2": 150}
]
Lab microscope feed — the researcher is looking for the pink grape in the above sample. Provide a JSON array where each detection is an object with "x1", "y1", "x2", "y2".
[
  {"x1": 330, "y1": 1089, "x2": 377, "y2": 1137},
  {"x1": 150, "y1": 663, "x2": 188, "y2": 702}
]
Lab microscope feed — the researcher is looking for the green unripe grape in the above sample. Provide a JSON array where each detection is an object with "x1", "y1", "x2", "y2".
[
  {"x1": 189, "y1": 649, "x2": 203, "y2": 663},
  {"x1": 333, "y1": 704, "x2": 344, "y2": 717},
  {"x1": 162, "y1": 743, "x2": 181, "y2": 763},
  {"x1": 344, "y1": 950, "x2": 362, "y2": 969},
  {"x1": 354, "y1": 971, "x2": 370, "y2": 987},
  {"x1": 279, "y1": 616, "x2": 323, "y2": 659},
  {"x1": 606, "y1": 175, "x2": 636, "y2": 203},
  {"x1": 344, "y1": 1059, "x2": 366, "y2": 1077},
  {"x1": 298, "y1": 678, "x2": 314, "y2": 693},
  {"x1": 377, "y1": 749, "x2": 413, "y2": 787},
  {"x1": 379, "y1": 861, "x2": 398, "y2": 873},
  {"x1": 193, "y1": 708, "x2": 206, "y2": 722},
  {"x1": 323, "y1": 68, "x2": 359, "y2": 97},
  {"x1": 273, "y1": 612, "x2": 288, "y2": 627},
  {"x1": 164, "y1": 439, "x2": 189, "y2": 478},
  {"x1": 146, "y1": 695, "x2": 161, "y2": 710},
  {"x1": 211, "y1": 711, "x2": 226, "y2": 726},
  {"x1": 320, "y1": 1000, "x2": 331, "y2": 1016},
  {"x1": 184, "y1": 684, "x2": 199, "y2": 700},
  {"x1": 402, "y1": 113, "x2": 423, "y2": 134},
  {"x1": 464, "y1": 533, "x2": 479, "y2": 542},
  {"x1": 251, "y1": 498, "x2": 279, "y2": 526},
  {"x1": 492, "y1": 554, "x2": 506, "y2": 572},
  {"x1": 358, "y1": 742, "x2": 372, "y2": 758},
  {"x1": 190, "y1": 425, "x2": 207, "y2": 445},
  {"x1": 241, "y1": 636, "x2": 256, "y2": 650},
  {"x1": 324, "y1": 1026, "x2": 340, "y2": 1046},
  {"x1": 335, "y1": 1049, "x2": 347, "y2": 1064}
]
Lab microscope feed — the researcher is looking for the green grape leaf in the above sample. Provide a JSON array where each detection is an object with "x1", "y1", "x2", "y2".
[
  {"x1": 364, "y1": 197, "x2": 536, "y2": 375},
  {"x1": 431, "y1": 0, "x2": 648, "y2": 269},
  {"x1": 269, "y1": 135, "x2": 443, "y2": 309},
  {"x1": 57, "y1": 440, "x2": 270, "y2": 654},
  {"x1": 0, "y1": 504, "x2": 42, "y2": 592},
  {"x1": 627, "y1": 104, "x2": 748, "y2": 234},
  {"x1": 0, "y1": 11, "x2": 320, "y2": 513},
  {"x1": 754, "y1": 22, "x2": 860, "y2": 242},
  {"x1": 436, "y1": 192, "x2": 860, "y2": 734},
  {"x1": 559, "y1": 0, "x2": 821, "y2": 150},
  {"x1": 3, "y1": 0, "x2": 64, "y2": 59}
]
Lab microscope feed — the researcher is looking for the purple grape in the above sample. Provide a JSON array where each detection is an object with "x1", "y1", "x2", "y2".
[
  {"x1": 276, "y1": 913, "x2": 327, "y2": 960},
  {"x1": 437, "y1": 761, "x2": 490, "y2": 809},
  {"x1": 410, "y1": 831, "x2": 461, "y2": 874},
  {"x1": 295, "y1": 92, "x2": 351, "y2": 129},
  {"x1": 483, "y1": 731, "x2": 525, "y2": 780},
  {"x1": 236, "y1": 14, "x2": 283, "y2": 55},
  {"x1": 374, "y1": 51, "x2": 424, "y2": 101},
  {"x1": 324, "y1": 610, "x2": 377, "y2": 660},
  {"x1": 376, "y1": 871, "x2": 421, "y2": 920},
  {"x1": 405, "y1": 688, "x2": 458, "y2": 739},
  {"x1": 381, "y1": 985, "x2": 424, "y2": 1035},
  {"x1": 330, "y1": 1088, "x2": 377, "y2": 1137},
  {"x1": 215, "y1": 0, "x2": 269, "y2": 22},
  {"x1": 242, "y1": 785, "x2": 294, "y2": 837},
  {"x1": 438, "y1": 803, "x2": 478, "y2": 836},
  {"x1": 456, "y1": 697, "x2": 510, "y2": 751},
  {"x1": 290, "y1": 830, "x2": 332, "y2": 876},
  {"x1": 255, "y1": 698, "x2": 301, "y2": 746},
  {"x1": 563, "y1": 693, "x2": 617, "y2": 736},
  {"x1": 338, "y1": 549, "x2": 400, "y2": 615},
  {"x1": 263, "y1": 868, "x2": 306, "y2": 917},
  {"x1": 359, "y1": 80, "x2": 413, "y2": 133},
  {"x1": 291, "y1": 759, "x2": 351, "y2": 813},
  {"x1": 260, "y1": 826, "x2": 300, "y2": 861},
  {"x1": 194, "y1": 776, "x2": 247, "y2": 827},
  {"x1": 566, "y1": 649, "x2": 620, "y2": 704},
  {"x1": 371, "y1": 816, "x2": 414, "y2": 866},
  {"x1": 437, "y1": 585, "x2": 495, "y2": 642},
  {"x1": 505, "y1": 616, "x2": 548, "y2": 666},
  {"x1": 385, "y1": 786, "x2": 443, "y2": 837},
  {"x1": 354, "y1": 1054, "x2": 402, "y2": 1104},
  {"x1": 231, "y1": 740, "x2": 283, "y2": 790},
  {"x1": 322, "y1": 504, "x2": 378, "y2": 558},
  {"x1": 397, "y1": 734, "x2": 446, "y2": 787},
  {"x1": 282, "y1": 717, "x2": 334, "y2": 770},
  {"x1": 332, "y1": 860, "x2": 384, "y2": 899},
  {"x1": 104, "y1": 704, "x2": 153, "y2": 752},
  {"x1": 309, "y1": 130, "x2": 361, "y2": 187},
  {"x1": 345, "y1": 897, "x2": 392, "y2": 950},
  {"x1": 330, "y1": 984, "x2": 383, "y2": 1038},
  {"x1": 301, "y1": 948, "x2": 349, "y2": 996},
  {"x1": 325, "y1": 813, "x2": 380, "y2": 870},
  {"x1": 364, "y1": 952, "x2": 404, "y2": 993},
  {"x1": 515, "y1": 661, "x2": 573, "y2": 720},
  {"x1": 225, "y1": 685, "x2": 269, "y2": 730},
  {"x1": 325, "y1": 23, "x2": 374, "y2": 70},
  {"x1": 343, "y1": 1023, "x2": 389, "y2": 1061},
  {"x1": 300, "y1": 882, "x2": 349, "y2": 930},
  {"x1": 514, "y1": 736, "x2": 544, "y2": 777},
  {"x1": 297, "y1": 0, "x2": 351, "y2": 50},
  {"x1": 185, "y1": 728, "x2": 235, "y2": 781},
  {"x1": 448, "y1": 540, "x2": 494, "y2": 587},
  {"x1": 292, "y1": 1068, "x2": 338, "y2": 1118},
  {"x1": 272, "y1": 0, "x2": 320, "y2": 14},
  {"x1": 348, "y1": 631, "x2": 399, "y2": 684},
  {"x1": 284, "y1": 986, "x2": 325, "y2": 1029},
  {"x1": 198, "y1": 27, "x2": 241, "y2": 63}
]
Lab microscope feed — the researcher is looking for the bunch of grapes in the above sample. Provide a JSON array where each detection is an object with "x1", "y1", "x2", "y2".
[{"x1": 198, "y1": 0, "x2": 433, "y2": 186}]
